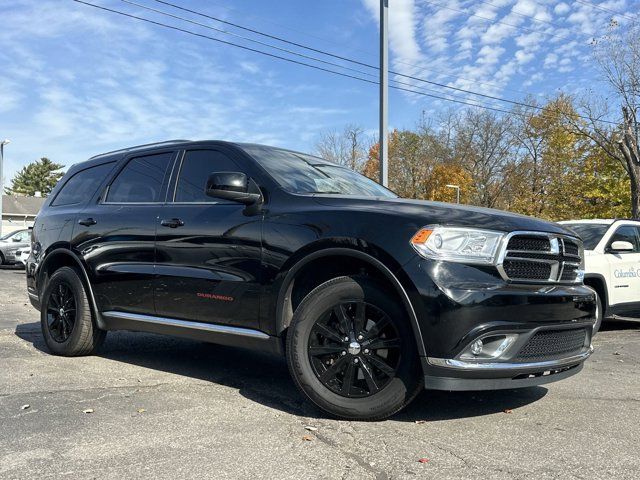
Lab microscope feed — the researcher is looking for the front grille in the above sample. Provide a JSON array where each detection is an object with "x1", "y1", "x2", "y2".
[
  {"x1": 515, "y1": 328, "x2": 587, "y2": 362},
  {"x1": 561, "y1": 264, "x2": 579, "y2": 282},
  {"x1": 507, "y1": 236, "x2": 550, "y2": 252},
  {"x1": 503, "y1": 260, "x2": 551, "y2": 280},
  {"x1": 564, "y1": 240, "x2": 579, "y2": 257},
  {"x1": 498, "y1": 233, "x2": 583, "y2": 283}
]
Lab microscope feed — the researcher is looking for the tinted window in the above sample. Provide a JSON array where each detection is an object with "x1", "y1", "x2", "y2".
[
  {"x1": 106, "y1": 153, "x2": 173, "y2": 203},
  {"x1": 239, "y1": 144, "x2": 396, "y2": 197},
  {"x1": 52, "y1": 162, "x2": 115, "y2": 207},
  {"x1": 609, "y1": 226, "x2": 640, "y2": 252},
  {"x1": 174, "y1": 150, "x2": 239, "y2": 203},
  {"x1": 562, "y1": 223, "x2": 610, "y2": 250}
]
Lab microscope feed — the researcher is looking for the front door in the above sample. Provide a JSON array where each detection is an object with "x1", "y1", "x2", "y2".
[
  {"x1": 154, "y1": 148, "x2": 263, "y2": 329},
  {"x1": 72, "y1": 151, "x2": 175, "y2": 315},
  {"x1": 605, "y1": 224, "x2": 640, "y2": 314}
]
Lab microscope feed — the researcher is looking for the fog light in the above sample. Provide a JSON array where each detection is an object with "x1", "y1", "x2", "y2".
[{"x1": 470, "y1": 339, "x2": 483, "y2": 356}]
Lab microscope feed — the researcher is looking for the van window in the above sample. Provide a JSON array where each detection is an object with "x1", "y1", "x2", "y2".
[
  {"x1": 51, "y1": 162, "x2": 115, "y2": 207},
  {"x1": 106, "y1": 153, "x2": 173, "y2": 203},
  {"x1": 174, "y1": 150, "x2": 239, "y2": 203}
]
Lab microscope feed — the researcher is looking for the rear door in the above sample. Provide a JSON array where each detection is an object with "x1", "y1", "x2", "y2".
[
  {"x1": 72, "y1": 151, "x2": 175, "y2": 315},
  {"x1": 154, "y1": 147, "x2": 263, "y2": 329},
  {"x1": 605, "y1": 224, "x2": 640, "y2": 313}
]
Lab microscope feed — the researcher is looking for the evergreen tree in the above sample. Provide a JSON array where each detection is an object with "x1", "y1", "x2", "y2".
[{"x1": 7, "y1": 157, "x2": 64, "y2": 197}]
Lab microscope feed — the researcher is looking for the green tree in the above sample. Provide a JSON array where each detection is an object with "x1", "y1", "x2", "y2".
[{"x1": 7, "y1": 158, "x2": 64, "y2": 197}]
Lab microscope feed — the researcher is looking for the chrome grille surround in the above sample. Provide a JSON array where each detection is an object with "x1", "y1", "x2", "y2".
[{"x1": 496, "y1": 231, "x2": 584, "y2": 284}]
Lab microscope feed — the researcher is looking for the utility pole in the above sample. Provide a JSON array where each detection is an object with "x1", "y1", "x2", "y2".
[
  {"x1": 379, "y1": 0, "x2": 389, "y2": 187},
  {"x1": 0, "y1": 139, "x2": 10, "y2": 237},
  {"x1": 446, "y1": 184, "x2": 460, "y2": 204}
]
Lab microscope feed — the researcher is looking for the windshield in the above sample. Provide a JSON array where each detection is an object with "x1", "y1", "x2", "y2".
[
  {"x1": 562, "y1": 223, "x2": 610, "y2": 250},
  {"x1": 241, "y1": 144, "x2": 396, "y2": 198},
  {"x1": 0, "y1": 231, "x2": 23, "y2": 241}
]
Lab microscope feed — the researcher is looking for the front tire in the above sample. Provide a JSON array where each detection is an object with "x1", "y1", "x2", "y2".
[
  {"x1": 41, "y1": 266, "x2": 106, "y2": 356},
  {"x1": 286, "y1": 276, "x2": 422, "y2": 420},
  {"x1": 593, "y1": 290, "x2": 603, "y2": 335}
]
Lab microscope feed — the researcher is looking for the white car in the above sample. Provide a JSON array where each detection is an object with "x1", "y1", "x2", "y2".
[
  {"x1": 559, "y1": 219, "x2": 640, "y2": 332},
  {"x1": 14, "y1": 248, "x2": 30, "y2": 268}
]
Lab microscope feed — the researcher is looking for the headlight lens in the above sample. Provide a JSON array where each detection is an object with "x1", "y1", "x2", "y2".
[{"x1": 411, "y1": 226, "x2": 505, "y2": 265}]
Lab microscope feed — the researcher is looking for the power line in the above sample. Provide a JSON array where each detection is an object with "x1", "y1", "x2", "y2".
[
  {"x1": 142, "y1": 0, "x2": 618, "y2": 126},
  {"x1": 72, "y1": 0, "x2": 515, "y2": 114},
  {"x1": 120, "y1": 0, "x2": 518, "y2": 109},
  {"x1": 474, "y1": 0, "x2": 592, "y2": 36},
  {"x1": 421, "y1": 0, "x2": 571, "y2": 41},
  {"x1": 73, "y1": 0, "x2": 619, "y2": 126},
  {"x1": 148, "y1": 1, "x2": 548, "y2": 99},
  {"x1": 574, "y1": 0, "x2": 639, "y2": 22},
  {"x1": 121, "y1": 0, "x2": 547, "y2": 112}
]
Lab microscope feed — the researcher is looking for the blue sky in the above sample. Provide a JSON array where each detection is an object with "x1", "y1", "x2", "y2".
[{"x1": 1, "y1": 0, "x2": 638, "y2": 181}]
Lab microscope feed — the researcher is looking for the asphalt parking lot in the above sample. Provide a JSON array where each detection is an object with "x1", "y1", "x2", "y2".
[{"x1": 0, "y1": 267, "x2": 639, "y2": 479}]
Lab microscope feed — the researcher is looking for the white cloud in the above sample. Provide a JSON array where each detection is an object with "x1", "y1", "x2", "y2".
[
  {"x1": 515, "y1": 49, "x2": 535, "y2": 65},
  {"x1": 554, "y1": 2, "x2": 571, "y2": 16}
]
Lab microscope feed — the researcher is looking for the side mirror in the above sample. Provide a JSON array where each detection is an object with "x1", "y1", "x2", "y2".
[
  {"x1": 205, "y1": 172, "x2": 262, "y2": 205},
  {"x1": 12, "y1": 237, "x2": 21, "y2": 242},
  {"x1": 608, "y1": 240, "x2": 634, "y2": 253}
]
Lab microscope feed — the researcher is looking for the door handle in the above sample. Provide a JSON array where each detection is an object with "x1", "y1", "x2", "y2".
[
  {"x1": 78, "y1": 218, "x2": 97, "y2": 227},
  {"x1": 160, "y1": 218, "x2": 185, "y2": 228}
]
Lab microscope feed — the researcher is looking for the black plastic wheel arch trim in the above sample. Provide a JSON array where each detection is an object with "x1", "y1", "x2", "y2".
[{"x1": 275, "y1": 247, "x2": 427, "y2": 357}]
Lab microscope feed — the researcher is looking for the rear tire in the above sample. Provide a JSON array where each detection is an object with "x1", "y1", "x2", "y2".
[
  {"x1": 41, "y1": 266, "x2": 106, "y2": 356},
  {"x1": 286, "y1": 275, "x2": 422, "y2": 420}
]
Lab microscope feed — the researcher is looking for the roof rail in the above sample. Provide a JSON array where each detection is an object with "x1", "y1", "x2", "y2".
[{"x1": 88, "y1": 140, "x2": 191, "y2": 160}]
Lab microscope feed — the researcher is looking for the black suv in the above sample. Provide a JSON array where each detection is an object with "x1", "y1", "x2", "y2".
[{"x1": 26, "y1": 140, "x2": 596, "y2": 420}]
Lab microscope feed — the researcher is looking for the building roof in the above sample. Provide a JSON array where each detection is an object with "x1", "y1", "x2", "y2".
[{"x1": 2, "y1": 195, "x2": 46, "y2": 216}]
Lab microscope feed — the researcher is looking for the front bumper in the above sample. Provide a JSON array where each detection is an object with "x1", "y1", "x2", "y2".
[
  {"x1": 423, "y1": 347, "x2": 592, "y2": 391},
  {"x1": 400, "y1": 256, "x2": 596, "y2": 390}
]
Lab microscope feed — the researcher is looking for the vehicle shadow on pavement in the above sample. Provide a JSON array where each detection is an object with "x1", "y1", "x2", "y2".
[
  {"x1": 0, "y1": 265, "x2": 25, "y2": 271},
  {"x1": 15, "y1": 322, "x2": 549, "y2": 422},
  {"x1": 599, "y1": 319, "x2": 640, "y2": 331}
]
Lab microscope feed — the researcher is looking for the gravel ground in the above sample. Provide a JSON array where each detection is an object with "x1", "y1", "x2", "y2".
[{"x1": 1, "y1": 266, "x2": 639, "y2": 479}]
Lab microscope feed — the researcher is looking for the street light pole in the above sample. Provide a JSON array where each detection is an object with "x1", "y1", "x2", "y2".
[
  {"x1": 379, "y1": 0, "x2": 389, "y2": 187},
  {"x1": 446, "y1": 184, "x2": 460, "y2": 204},
  {"x1": 0, "y1": 139, "x2": 10, "y2": 237}
]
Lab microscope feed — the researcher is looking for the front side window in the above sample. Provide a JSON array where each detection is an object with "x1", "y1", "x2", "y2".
[
  {"x1": 174, "y1": 150, "x2": 239, "y2": 203},
  {"x1": 52, "y1": 162, "x2": 115, "y2": 207},
  {"x1": 609, "y1": 226, "x2": 640, "y2": 252},
  {"x1": 106, "y1": 153, "x2": 173, "y2": 203},
  {"x1": 240, "y1": 144, "x2": 396, "y2": 197},
  {"x1": 562, "y1": 223, "x2": 610, "y2": 250}
]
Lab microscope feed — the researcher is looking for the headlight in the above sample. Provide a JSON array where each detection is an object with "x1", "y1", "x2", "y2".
[{"x1": 411, "y1": 226, "x2": 505, "y2": 265}]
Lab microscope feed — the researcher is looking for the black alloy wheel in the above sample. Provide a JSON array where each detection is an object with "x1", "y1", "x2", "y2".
[
  {"x1": 308, "y1": 301, "x2": 401, "y2": 398},
  {"x1": 46, "y1": 282, "x2": 77, "y2": 343},
  {"x1": 41, "y1": 266, "x2": 106, "y2": 356},
  {"x1": 287, "y1": 275, "x2": 422, "y2": 420}
]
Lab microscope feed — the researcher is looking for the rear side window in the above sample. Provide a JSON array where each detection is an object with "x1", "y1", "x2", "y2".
[
  {"x1": 609, "y1": 226, "x2": 640, "y2": 252},
  {"x1": 106, "y1": 153, "x2": 173, "y2": 203},
  {"x1": 174, "y1": 150, "x2": 239, "y2": 203},
  {"x1": 51, "y1": 162, "x2": 115, "y2": 207}
]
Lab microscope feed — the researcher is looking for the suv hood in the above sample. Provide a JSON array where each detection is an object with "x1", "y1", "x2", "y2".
[{"x1": 313, "y1": 196, "x2": 572, "y2": 235}]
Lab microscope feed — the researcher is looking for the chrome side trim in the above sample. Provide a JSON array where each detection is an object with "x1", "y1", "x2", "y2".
[
  {"x1": 427, "y1": 346, "x2": 593, "y2": 371},
  {"x1": 102, "y1": 311, "x2": 270, "y2": 340}
]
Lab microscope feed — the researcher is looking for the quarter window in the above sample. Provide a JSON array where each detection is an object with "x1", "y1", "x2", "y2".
[
  {"x1": 51, "y1": 162, "x2": 115, "y2": 207},
  {"x1": 174, "y1": 150, "x2": 240, "y2": 203},
  {"x1": 106, "y1": 153, "x2": 173, "y2": 203},
  {"x1": 609, "y1": 226, "x2": 640, "y2": 252}
]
